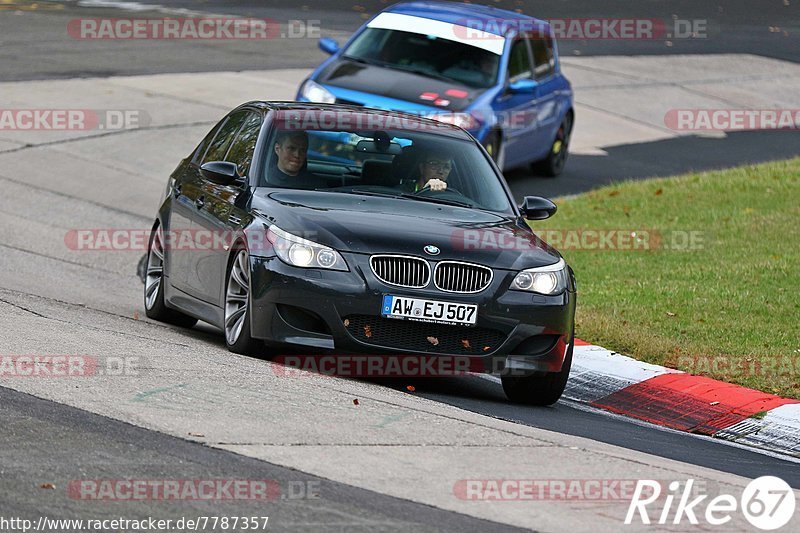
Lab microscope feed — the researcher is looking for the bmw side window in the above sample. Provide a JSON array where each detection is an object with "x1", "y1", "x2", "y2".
[
  {"x1": 201, "y1": 110, "x2": 249, "y2": 164},
  {"x1": 530, "y1": 33, "x2": 555, "y2": 79},
  {"x1": 191, "y1": 119, "x2": 225, "y2": 165},
  {"x1": 507, "y1": 39, "x2": 533, "y2": 82},
  {"x1": 224, "y1": 112, "x2": 262, "y2": 178}
]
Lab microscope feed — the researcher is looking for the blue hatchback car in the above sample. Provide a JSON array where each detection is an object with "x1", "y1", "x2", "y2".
[{"x1": 296, "y1": 1, "x2": 574, "y2": 176}]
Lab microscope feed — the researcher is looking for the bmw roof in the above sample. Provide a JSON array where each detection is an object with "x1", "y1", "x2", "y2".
[{"x1": 236, "y1": 102, "x2": 473, "y2": 139}]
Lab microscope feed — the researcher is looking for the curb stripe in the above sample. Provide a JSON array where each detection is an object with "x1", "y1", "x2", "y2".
[
  {"x1": 590, "y1": 374, "x2": 797, "y2": 434},
  {"x1": 570, "y1": 342, "x2": 799, "y2": 456},
  {"x1": 566, "y1": 344, "x2": 678, "y2": 403},
  {"x1": 714, "y1": 404, "x2": 800, "y2": 456}
]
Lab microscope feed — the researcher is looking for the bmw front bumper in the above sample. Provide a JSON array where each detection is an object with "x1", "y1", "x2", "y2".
[{"x1": 249, "y1": 252, "x2": 576, "y2": 374}]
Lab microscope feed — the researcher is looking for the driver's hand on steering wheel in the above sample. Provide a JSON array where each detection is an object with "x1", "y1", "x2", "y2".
[{"x1": 426, "y1": 178, "x2": 447, "y2": 191}]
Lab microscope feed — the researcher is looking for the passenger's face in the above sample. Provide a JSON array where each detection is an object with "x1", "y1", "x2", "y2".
[
  {"x1": 275, "y1": 137, "x2": 308, "y2": 175},
  {"x1": 420, "y1": 157, "x2": 452, "y2": 182}
]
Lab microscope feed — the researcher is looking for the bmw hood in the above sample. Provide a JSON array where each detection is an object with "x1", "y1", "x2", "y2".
[
  {"x1": 252, "y1": 190, "x2": 561, "y2": 271},
  {"x1": 315, "y1": 57, "x2": 485, "y2": 112}
]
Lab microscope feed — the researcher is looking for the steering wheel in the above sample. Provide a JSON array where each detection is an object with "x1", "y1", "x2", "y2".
[{"x1": 412, "y1": 185, "x2": 472, "y2": 205}]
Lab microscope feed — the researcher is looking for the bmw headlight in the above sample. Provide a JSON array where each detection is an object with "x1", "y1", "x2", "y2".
[
  {"x1": 300, "y1": 80, "x2": 336, "y2": 104},
  {"x1": 511, "y1": 258, "x2": 568, "y2": 295},
  {"x1": 267, "y1": 225, "x2": 347, "y2": 271}
]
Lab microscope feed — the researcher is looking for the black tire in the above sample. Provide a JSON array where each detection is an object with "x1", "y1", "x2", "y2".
[
  {"x1": 143, "y1": 223, "x2": 198, "y2": 328},
  {"x1": 501, "y1": 339, "x2": 574, "y2": 406},
  {"x1": 533, "y1": 112, "x2": 573, "y2": 177},
  {"x1": 223, "y1": 245, "x2": 260, "y2": 355}
]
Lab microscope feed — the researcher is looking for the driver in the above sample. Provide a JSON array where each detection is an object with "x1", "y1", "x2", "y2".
[
  {"x1": 267, "y1": 131, "x2": 327, "y2": 189},
  {"x1": 404, "y1": 149, "x2": 452, "y2": 192}
]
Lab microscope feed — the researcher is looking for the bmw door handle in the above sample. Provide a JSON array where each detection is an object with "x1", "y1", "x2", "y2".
[{"x1": 195, "y1": 196, "x2": 205, "y2": 209}]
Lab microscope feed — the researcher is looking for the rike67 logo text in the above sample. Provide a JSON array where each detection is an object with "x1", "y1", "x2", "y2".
[{"x1": 626, "y1": 477, "x2": 795, "y2": 530}]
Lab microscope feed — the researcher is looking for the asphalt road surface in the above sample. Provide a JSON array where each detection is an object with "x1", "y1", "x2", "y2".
[
  {"x1": 0, "y1": 387, "x2": 526, "y2": 532},
  {"x1": 1, "y1": 1, "x2": 799, "y2": 531}
]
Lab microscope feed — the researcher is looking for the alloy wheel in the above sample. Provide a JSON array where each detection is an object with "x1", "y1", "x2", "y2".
[
  {"x1": 225, "y1": 249, "x2": 250, "y2": 345},
  {"x1": 144, "y1": 226, "x2": 165, "y2": 310}
]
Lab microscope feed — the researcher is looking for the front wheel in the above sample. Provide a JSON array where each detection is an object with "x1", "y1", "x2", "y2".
[
  {"x1": 224, "y1": 247, "x2": 260, "y2": 355},
  {"x1": 533, "y1": 113, "x2": 573, "y2": 177},
  {"x1": 501, "y1": 340, "x2": 573, "y2": 406}
]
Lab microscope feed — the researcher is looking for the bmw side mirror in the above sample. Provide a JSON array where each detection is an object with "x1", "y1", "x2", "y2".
[
  {"x1": 200, "y1": 161, "x2": 243, "y2": 186},
  {"x1": 521, "y1": 196, "x2": 557, "y2": 220},
  {"x1": 319, "y1": 37, "x2": 340, "y2": 55},
  {"x1": 508, "y1": 79, "x2": 538, "y2": 94}
]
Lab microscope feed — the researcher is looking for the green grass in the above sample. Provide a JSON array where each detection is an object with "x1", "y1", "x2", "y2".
[{"x1": 531, "y1": 158, "x2": 800, "y2": 398}]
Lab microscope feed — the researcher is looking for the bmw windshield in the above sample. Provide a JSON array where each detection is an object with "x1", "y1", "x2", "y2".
[{"x1": 260, "y1": 109, "x2": 515, "y2": 214}]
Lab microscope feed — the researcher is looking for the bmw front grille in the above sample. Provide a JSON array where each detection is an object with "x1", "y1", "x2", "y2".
[{"x1": 370, "y1": 255, "x2": 431, "y2": 288}]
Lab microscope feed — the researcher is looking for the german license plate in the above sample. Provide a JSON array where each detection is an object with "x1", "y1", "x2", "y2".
[{"x1": 381, "y1": 295, "x2": 477, "y2": 326}]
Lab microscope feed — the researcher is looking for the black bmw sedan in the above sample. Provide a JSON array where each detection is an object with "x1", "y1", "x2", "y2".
[{"x1": 144, "y1": 102, "x2": 576, "y2": 405}]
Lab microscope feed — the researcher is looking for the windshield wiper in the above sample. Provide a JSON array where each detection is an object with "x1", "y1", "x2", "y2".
[
  {"x1": 334, "y1": 189, "x2": 473, "y2": 208},
  {"x1": 399, "y1": 193, "x2": 473, "y2": 208},
  {"x1": 344, "y1": 55, "x2": 456, "y2": 84},
  {"x1": 342, "y1": 55, "x2": 393, "y2": 68},
  {"x1": 339, "y1": 189, "x2": 403, "y2": 199},
  {"x1": 390, "y1": 64, "x2": 455, "y2": 83}
]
